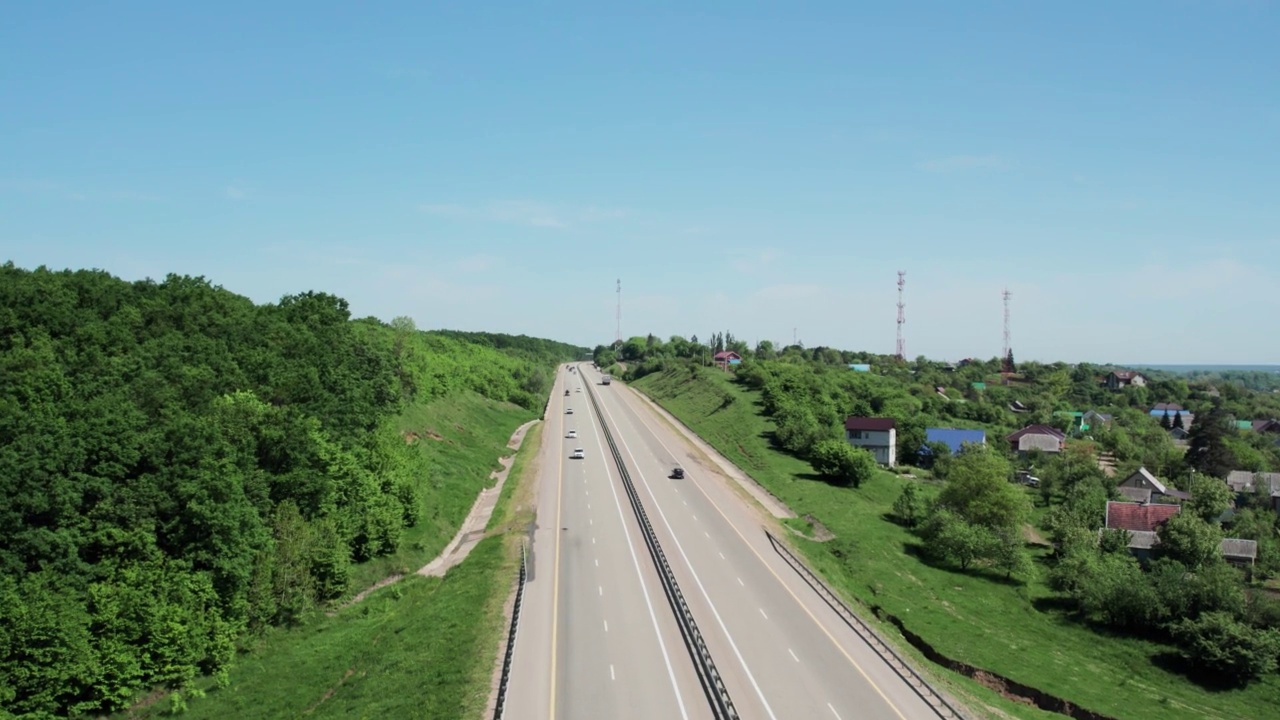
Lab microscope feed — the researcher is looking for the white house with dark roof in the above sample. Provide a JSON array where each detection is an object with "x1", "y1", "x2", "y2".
[
  {"x1": 1106, "y1": 370, "x2": 1146, "y2": 390},
  {"x1": 844, "y1": 416, "x2": 897, "y2": 467}
]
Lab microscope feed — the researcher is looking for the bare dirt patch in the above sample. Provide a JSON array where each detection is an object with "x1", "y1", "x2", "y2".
[
  {"x1": 804, "y1": 514, "x2": 836, "y2": 541},
  {"x1": 334, "y1": 418, "x2": 538, "y2": 611},
  {"x1": 973, "y1": 670, "x2": 1038, "y2": 708},
  {"x1": 1022, "y1": 523, "x2": 1051, "y2": 547}
]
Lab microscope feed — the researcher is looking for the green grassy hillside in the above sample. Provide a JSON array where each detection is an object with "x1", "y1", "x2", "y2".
[
  {"x1": 132, "y1": 398, "x2": 542, "y2": 719},
  {"x1": 346, "y1": 393, "x2": 535, "y2": 593},
  {"x1": 632, "y1": 367, "x2": 1280, "y2": 720}
]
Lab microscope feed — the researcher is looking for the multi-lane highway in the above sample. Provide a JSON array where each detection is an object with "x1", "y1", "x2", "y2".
[{"x1": 505, "y1": 364, "x2": 953, "y2": 720}]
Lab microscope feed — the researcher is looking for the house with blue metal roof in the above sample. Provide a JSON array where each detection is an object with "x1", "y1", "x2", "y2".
[{"x1": 921, "y1": 428, "x2": 987, "y2": 456}]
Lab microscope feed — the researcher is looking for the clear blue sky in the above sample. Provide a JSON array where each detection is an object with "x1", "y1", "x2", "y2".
[{"x1": 2, "y1": 2, "x2": 1277, "y2": 364}]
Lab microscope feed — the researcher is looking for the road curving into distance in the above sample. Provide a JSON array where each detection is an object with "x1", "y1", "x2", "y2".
[{"x1": 502, "y1": 363, "x2": 956, "y2": 720}]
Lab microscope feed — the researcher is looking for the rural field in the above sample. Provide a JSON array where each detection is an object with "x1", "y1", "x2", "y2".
[{"x1": 632, "y1": 368, "x2": 1280, "y2": 720}]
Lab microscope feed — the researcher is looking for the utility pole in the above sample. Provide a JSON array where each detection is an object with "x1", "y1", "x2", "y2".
[
  {"x1": 1002, "y1": 288, "x2": 1012, "y2": 373},
  {"x1": 896, "y1": 271, "x2": 906, "y2": 361},
  {"x1": 615, "y1": 279, "x2": 622, "y2": 347}
]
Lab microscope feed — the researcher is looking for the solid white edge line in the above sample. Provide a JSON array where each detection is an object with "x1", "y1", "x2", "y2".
[
  {"x1": 595, "y1": 391, "x2": 780, "y2": 720},
  {"x1": 601, "y1": 368, "x2": 914, "y2": 720},
  {"x1": 789, "y1": 648, "x2": 799, "y2": 662},
  {"x1": 583, "y1": 379, "x2": 692, "y2": 720}
]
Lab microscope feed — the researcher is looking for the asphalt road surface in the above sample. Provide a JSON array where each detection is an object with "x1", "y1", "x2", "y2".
[
  {"x1": 505, "y1": 367, "x2": 712, "y2": 720},
  {"x1": 505, "y1": 364, "x2": 949, "y2": 720}
]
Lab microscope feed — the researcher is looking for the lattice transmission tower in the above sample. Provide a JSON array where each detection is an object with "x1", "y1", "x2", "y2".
[
  {"x1": 895, "y1": 271, "x2": 906, "y2": 361},
  {"x1": 1002, "y1": 288, "x2": 1013, "y2": 373}
]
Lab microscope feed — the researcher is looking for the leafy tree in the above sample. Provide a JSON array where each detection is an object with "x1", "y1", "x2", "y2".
[
  {"x1": 937, "y1": 447, "x2": 1028, "y2": 533},
  {"x1": 892, "y1": 483, "x2": 928, "y2": 527},
  {"x1": 989, "y1": 528, "x2": 1032, "y2": 580},
  {"x1": 919, "y1": 440, "x2": 953, "y2": 472},
  {"x1": 1157, "y1": 511, "x2": 1223, "y2": 569},
  {"x1": 1074, "y1": 551, "x2": 1158, "y2": 629},
  {"x1": 1099, "y1": 527, "x2": 1133, "y2": 555},
  {"x1": 922, "y1": 510, "x2": 994, "y2": 571},
  {"x1": 1171, "y1": 612, "x2": 1280, "y2": 683},
  {"x1": 810, "y1": 439, "x2": 876, "y2": 488},
  {"x1": 1188, "y1": 474, "x2": 1235, "y2": 523},
  {"x1": 0, "y1": 265, "x2": 584, "y2": 717}
]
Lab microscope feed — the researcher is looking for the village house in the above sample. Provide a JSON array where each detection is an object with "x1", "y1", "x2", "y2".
[
  {"x1": 1104, "y1": 500, "x2": 1258, "y2": 568},
  {"x1": 1105, "y1": 370, "x2": 1146, "y2": 390},
  {"x1": 1118, "y1": 467, "x2": 1190, "y2": 502},
  {"x1": 1149, "y1": 403, "x2": 1193, "y2": 428},
  {"x1": 921, "y1": 428, "x2": 987, "y2": 457},
  {"x1": 713, "y1": 350, "x2": 742, "y2": 370},
  {"x1": 844, "y1": 416, "x2": 897, "y2": 467},
  {"x1": 1081, "y1": 409, "x2": 1113, "y2": 431},
  {"x1": 1225, "y1": 470, "x2": 1280, "y2": 513},
  {"x1": 1252, "y1": 419, "x2": 1280, "y2": 434},
  {"x1": 1053, "y1": 411, "x2": 1085, "y2": 431},
  {"x1": 1006, "y1": 424, "x2": 1066, "y2": 453}
]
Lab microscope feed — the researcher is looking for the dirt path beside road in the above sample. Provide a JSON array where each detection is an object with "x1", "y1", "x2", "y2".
[{"x1": 336, "y1": 418, "x2": 538, "y2": 610}]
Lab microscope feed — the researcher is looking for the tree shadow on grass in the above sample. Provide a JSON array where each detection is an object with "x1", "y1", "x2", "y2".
[
  {"x1": 901, "y1": 541, "x2": 1027, "y2": 587},
  {"x1": 1150, "y1": 651, "x2": 1247, "y2": 692}
]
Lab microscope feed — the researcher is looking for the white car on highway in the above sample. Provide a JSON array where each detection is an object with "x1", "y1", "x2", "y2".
[
  {"x1": 566, "y1": 408, "x2": 573, "y2": 414},
  {"x1": 570, "y1": 448, "x2": 585, "y2": 459},
  {"x1": 566, "y1": 429, "x2": 577, "y2": 439}
]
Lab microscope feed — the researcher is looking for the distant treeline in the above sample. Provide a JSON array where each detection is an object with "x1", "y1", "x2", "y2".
[{"x1": 0, "y1": 263, "x2": 581, "y2": 718}]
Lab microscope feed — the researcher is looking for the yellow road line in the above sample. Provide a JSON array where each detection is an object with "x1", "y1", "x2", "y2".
[
  {"x1": 547, "y1": 366, "x2": 567, "y2": 720},
  {"x1": 618, "y1": 387, "x2": 912, "y2": 720}
]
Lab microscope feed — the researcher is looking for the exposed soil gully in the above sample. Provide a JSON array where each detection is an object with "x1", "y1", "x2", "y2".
[{"x1": 867, "y1": 605, "x2": 1119, "y2": 720}]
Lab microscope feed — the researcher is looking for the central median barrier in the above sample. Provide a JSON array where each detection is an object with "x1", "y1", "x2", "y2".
[{"x1": 581, "y1": 366, "x2": 740, "y2": 720}]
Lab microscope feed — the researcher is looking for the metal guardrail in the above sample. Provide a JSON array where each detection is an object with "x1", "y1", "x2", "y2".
[
  {"x1": 493, "y1": 540, "x2": 528, "y2": 720},
  {"x1": 582, "y1": 372, "x2": 740, "y2": 720},
  {"x1": 765, "y1": 531, "x2": 966, "y2": 720}
]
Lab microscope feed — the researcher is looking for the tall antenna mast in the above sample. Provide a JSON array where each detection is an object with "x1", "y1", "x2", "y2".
[
  {"x1": 1002, "y1": 288, "x2": 1012, "y2": 372},
  {"x1": 895, "y1": 271, "x2": 906, "y2": 361},
  {"x1": 615, "y1": 279, "x2": 622, "y2": 346}
]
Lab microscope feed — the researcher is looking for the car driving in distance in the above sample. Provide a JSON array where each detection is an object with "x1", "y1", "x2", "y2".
[
  {"x1": 671, "y1": 466, "x2": 685, "y2": 479},
  {"x1": 566, "y1": 429, "x2": 577, "y2": 439},
  {"x1": 570, "y1": 448, "x2": 585, "y2": 459},
  {"x1": 566, "y1": 408, "x2": 573, "y2": 414}
]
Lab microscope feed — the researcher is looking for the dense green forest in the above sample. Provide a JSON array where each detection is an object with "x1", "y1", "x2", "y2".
[
  {"x1": 0, "y1": 264, "x2": 580, "y2": 718},
  {"x1": 612, "y1": 334, "x2": 1280, "y2": 689}
]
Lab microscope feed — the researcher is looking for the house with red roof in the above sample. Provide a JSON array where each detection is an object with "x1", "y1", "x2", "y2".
[
  {"x1": 1105, "y1": 370, "x2": 1147, "y2": 390},
  {"x1": 1006, "y1": 424, "x2": 1066, "y2": 454},
  {"x1": 1104, "y1": 500, "x2": 1257, "y2": 568},
  {"x1": 844, "y1": 416, "x2": 897, "y2": 467},
  {"x1": 713, "y1": 350, "x2": 742, "y2": 370},
  {"x1": 1105, "y1": 500, "x2": 1181, "y2": 532}
]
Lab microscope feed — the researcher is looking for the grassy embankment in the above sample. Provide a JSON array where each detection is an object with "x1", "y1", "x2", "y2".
[
  {"x1": 133, "y1": 393, "x2": 540, "y2": 720},
  {"x1": 632, "y1": 368, "x2": 1280, "y2": 720}
]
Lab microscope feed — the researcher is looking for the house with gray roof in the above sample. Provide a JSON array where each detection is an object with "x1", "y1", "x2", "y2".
[
  {"x1": 1225, "y1": 470, "x2": 1280, "y2": 513},
  {"x1": 1102, "y1": 501, "x2": 1257, "y2": 567},
  {"x1": 1118, "y1": 467, "x2": 1190, "y2": 502}
]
